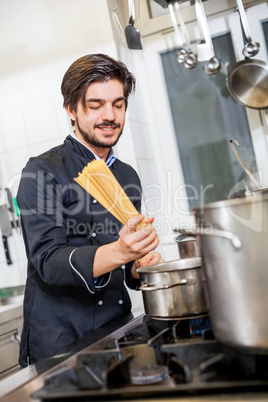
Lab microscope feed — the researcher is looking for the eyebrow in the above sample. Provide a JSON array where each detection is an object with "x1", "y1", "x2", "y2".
[{"x1": 86, "y1": 96, "x2": 126, "y2": 104}]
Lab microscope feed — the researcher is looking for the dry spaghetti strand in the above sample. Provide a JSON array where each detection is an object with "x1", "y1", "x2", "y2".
[{"x1": 74, "y1": 160, "x2": 145, "y2": 230}]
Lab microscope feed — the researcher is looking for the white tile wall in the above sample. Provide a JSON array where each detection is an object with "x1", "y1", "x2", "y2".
[
  {"x1": 23, "y1": 101, "x2": 61, "y2": 145},
  {"x1": 114, "y1": 119, "x2": 137, "y2": 164},
  {"x1": 0, "y1": 0, "x2": 176, "y2": 314},
  {"x1": 129, "y1": 120, "x2": 154, "y2": 161},
  {"x1": 0, "y1": 0, "x2": 122, "y2": 289},
  {"x1": 0, "y1": 111, "x2": 28, "y2": 152}
]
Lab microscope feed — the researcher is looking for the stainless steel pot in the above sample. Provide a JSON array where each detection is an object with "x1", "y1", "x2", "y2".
[
  {"x1": 137, "y1": 258, "x2": 208, "y2": 319},
  {"x1": 178, "y1": 194, "x2": 268, "y2": 352}
]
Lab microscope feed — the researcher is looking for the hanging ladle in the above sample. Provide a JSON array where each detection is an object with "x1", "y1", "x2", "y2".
[
  {"x1": 168, "y1": 3, "x2": 187, "y2": 64},
  {"x1": 195, "y1": 0, "x2": 221, "y2": 75},
  {"x1": 236, "y1": 0, "x2": 260, "y2": 58},
  {"x1": 229, "y1": 139, "x2": 262, "y2": 190},
  {"x1": 174, "y1": 2, "x2": 198, "y2": 69}
]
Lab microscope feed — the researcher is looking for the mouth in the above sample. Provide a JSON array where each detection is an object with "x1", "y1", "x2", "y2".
[{"x1": 95, "y1": 123, "x2": 120, "y2": 132}]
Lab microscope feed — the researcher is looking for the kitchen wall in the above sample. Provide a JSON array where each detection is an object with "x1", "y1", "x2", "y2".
[
  {"x1": 0, "y1": 0, "x2": 182, "y2": 313},
  {"x1": 0, "y1": 0, "x2": 165, "y2": 311},
  {"x1": 2, "y1": 0, "x2": 266, "y2": 311}
]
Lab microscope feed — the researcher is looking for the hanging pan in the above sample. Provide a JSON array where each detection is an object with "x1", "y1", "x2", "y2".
[{"x1": 227, "y1": 0, "x2": 268, "y2": 109}]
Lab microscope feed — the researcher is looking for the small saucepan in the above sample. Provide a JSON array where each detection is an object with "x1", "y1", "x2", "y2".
[
  {"x1": 173, "y1": 233, "x2": 201, "y2": 259},
  {"x1": 137, "y1": 258, "x2": 208, "y2": 320}
]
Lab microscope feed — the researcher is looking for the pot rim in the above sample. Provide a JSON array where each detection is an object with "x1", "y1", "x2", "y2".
[
  {"x1": 137, "y1": 257, "x2": 202, "y2": 274},
  {"x1": 192, "y1": 192, "x2": 268, "y2": 212}
]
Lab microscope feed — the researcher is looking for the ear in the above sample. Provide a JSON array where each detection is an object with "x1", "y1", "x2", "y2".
[{"x1": 66, "y1": 106, "x2": 76, "y2": 123}]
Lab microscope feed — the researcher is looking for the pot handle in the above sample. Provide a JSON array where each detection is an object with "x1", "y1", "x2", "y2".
[
  {"x1": 174, "y1": 227, "x2": 242, "y2": 249},
  {"x1": 139, "y1": 277, "x2": 196, "y2": 291},
  {"x1": 173, "y1": 233, "x2": 196, "y2": 242}
]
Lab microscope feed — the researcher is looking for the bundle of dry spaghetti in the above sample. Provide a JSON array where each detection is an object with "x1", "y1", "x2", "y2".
[{"x1": 74, "y1": 159, "x2": 145, "y2": 230}]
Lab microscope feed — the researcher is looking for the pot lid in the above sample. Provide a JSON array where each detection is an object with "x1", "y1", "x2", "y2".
[{"x1": 137, "y1": 257, "x2": 202, "y2": 273}]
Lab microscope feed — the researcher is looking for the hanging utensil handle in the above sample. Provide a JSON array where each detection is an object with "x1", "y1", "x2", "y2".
[
  {"x1": 195, "y1": 0, "x2": 215, "y2": 58},
  {"x1": 229, "y1": 139, "x2": 262, "y2": 190},
  {"x1": 174, "y1": 2, "x2": 189, "y2": 49},
  {"x1": 168, "y1": 3, "x2": 183, "y2": 48},
  {"x1": 128, "y1": 0, "x2": 135, "y2": 25},
  {"x1": 236, "y1": 0, "x2": 252, "y2": 42}
]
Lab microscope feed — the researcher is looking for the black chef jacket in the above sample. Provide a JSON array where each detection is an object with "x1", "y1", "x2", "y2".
[{"x1": 17, "y1": 135, "x2": 142, "y2": 367}]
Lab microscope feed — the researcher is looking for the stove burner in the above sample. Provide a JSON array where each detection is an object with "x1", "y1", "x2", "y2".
[
  {"x1": 130, "y1": 364, "x2": 169, "y2": 385},
  {"x1": 32, "y1": 315, "x2": 268, "y2": 401}
]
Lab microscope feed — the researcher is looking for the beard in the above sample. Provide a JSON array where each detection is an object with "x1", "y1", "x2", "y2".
[{"x1": 76, "y1": 118, "x2": 123, "y2": 149}]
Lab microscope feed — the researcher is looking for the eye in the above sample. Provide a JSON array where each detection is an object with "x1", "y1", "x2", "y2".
[
  {"x1": 114, "y1": 102, "x2": 124, "y2": 109},
  {"x1": 88, "y1": 103, "x2": 101, "y2": 110}
]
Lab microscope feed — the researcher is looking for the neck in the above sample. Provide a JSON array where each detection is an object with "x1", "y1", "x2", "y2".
[{"x1": 73, "y1": 130, "x2": 110, "y2": 160}]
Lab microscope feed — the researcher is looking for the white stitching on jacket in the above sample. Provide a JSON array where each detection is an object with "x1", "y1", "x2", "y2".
[
  {"x1": 95, "y1": 271, "x2": 112, "y2": 288},
  {"x1": 69, "y1": 248, "x2": 95, "y2": 294}
]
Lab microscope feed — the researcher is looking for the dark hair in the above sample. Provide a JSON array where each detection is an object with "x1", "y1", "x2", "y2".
[{"x1": 61, "y1": 54, "x2": 136, "y2": 119}]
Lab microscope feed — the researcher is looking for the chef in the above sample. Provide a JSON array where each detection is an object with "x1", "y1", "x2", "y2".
[{"x1": 17, "y1": 53, "x2": 163, "y2": 367}]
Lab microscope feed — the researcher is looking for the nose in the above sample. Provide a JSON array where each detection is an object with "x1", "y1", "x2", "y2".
[{"x1": 102, "y1": 103, "x2": 115, "y2": 121}]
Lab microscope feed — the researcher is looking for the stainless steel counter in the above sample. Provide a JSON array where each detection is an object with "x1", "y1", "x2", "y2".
[
  {"x1": 0, "y1": 311, "x2": 139, "y2": 401},
  {"x1": 1, "y1": 312, "x2": 268, "y2": 402},
  {"x1": 0, "y1": 298, "x2": 23, "y2": 379},
  {"x1": 0, "y1": 297, "x2": 23, "y2": 321}
]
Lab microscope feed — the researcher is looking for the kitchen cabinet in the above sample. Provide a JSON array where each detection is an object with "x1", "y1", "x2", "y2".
[{"x1": 0, "y1": 301, "x2": 23, "y2": 379}]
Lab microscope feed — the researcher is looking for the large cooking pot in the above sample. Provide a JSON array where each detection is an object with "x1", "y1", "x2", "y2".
[
  {"x1": 178, "y1": 193, "x2": 268, "y2": 352},
  {"x1": 137, "y1": 258, "x2": 208, "y2": 319}
]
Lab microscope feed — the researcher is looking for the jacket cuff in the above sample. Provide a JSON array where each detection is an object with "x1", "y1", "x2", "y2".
[{"x1": 69, "y1": 245, "x2": 99, "y2": 293}]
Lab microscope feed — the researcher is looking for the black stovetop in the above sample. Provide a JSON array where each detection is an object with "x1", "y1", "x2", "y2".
[{"x1": 32, "y1": 315, "x2": 268, "y2": 401}]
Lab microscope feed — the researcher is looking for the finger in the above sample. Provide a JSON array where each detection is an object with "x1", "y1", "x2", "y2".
[
  {"x1": 128, "y1": 214, "x2": 145, "y2": 231},
  {"x1": 144, "y1": 217, "x2": 154, "y2": 224},
  {"x1": 135, "y1": 231, "x2": 159, "y2": 253},
  {"x1": 120, "y1": 214, "x2": 145, "y2": 235}
]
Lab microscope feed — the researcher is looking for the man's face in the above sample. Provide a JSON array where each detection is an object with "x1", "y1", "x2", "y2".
[{"x1": 67, "y1": 79, "x2": 126, "y2": 155}]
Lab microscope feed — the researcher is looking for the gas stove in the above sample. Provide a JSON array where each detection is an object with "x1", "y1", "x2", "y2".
[{"x1": 32, "y1": 314, "x2": 268, "y2": 401}]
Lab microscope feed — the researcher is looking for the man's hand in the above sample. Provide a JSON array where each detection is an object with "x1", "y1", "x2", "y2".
[
  {"x1": 93, "y1": 214, "x2": 161, "y2": 278},
  {"x1": 117, "y1": 214, "x2": 159, "y2": 263},
  {"x1": 132, "y1": 251, "x2": 165, "y2": 279}
]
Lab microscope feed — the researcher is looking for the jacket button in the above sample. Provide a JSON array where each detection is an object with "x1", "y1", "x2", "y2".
[
  {"x1": 121, "y1": 265, "x2": 126, "y2": 269},
  {"x1": 92, "y1": 199, "x2": 97, "y2": 204},
  {"x1": 91, "y1": 232, "x2": 97, "y2": 238},
  {"x1": 98, "y1": 300, "x2": 103, "y2": 306},
  {"x1": 118, "y1": 300, "x2": 123, "y2": 305}
]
